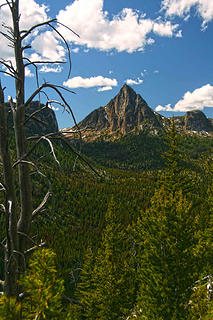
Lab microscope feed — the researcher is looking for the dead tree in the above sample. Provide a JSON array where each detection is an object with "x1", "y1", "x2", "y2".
[{"x1": 0, "y1": 0, "x2": 86, "y2": 298}]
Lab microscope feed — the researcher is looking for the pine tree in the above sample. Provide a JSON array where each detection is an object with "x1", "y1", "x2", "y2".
[
  {"x1": 75, "y1": 198, "x2": 136, "y2": 320},
  {"x1": 0, "y1": 248, "x2": 67, "y2": 319},
  {"x1": 131, "y1": 188, "x2": 197, "y2": 319}
]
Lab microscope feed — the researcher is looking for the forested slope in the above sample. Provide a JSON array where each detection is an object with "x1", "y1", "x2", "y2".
[{"x1": 0, "y1": 127, "x2": 213, "y2": 319}]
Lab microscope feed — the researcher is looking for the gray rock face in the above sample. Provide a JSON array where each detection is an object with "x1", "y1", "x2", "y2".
[
  {"x1": 78, "y1": 84, "x2": 162, "y2": 135},
  {"x1": 184, "y1": 110, "x2": 213, "y2": 132},
  {"x1": 7, "y1": 101, "x2": 58, "y2": 136},
  {"x1": 64, "y1": 85, "x2": 213, "y2": 141}
]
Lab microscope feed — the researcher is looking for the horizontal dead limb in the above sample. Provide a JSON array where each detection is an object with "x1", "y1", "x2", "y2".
[
  {"x1": 25, "y1": 242, "x2": 46, "y2": 256},
  {"x1": 20, "y1": 19, "x2": 57, "y2": 40},
  {"x1": 24, "y1": 60, "x2": 66, "y2": 67}
]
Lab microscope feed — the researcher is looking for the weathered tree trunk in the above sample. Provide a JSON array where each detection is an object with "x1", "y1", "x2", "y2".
[
  {"x1": 0, "y1": 0, "x2": 78, "y2": 299},
  {"x1": 0, "y1": 87, "x2": 18, "y2": 296},
  {"x1": 12, "y1": 0, "x2": 33, "y2": 278}
]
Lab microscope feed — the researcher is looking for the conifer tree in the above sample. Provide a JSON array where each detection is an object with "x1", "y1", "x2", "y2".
[
  {"x1": 75, "y1": 198, "x2": 136, "y2": 320},
  {"x1": 0, "y1": 249, "x2": 66, "y2": 319},
  {"x1": 132, "y1": 188, "x2": 197, "y2": 319},
  {"x1": 130, "y1": 121, "x2": 201, "y2": 319}
]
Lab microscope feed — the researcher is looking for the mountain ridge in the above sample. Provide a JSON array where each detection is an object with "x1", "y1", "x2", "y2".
[{"x1": 62, "y1": 85, "x2": 213, "y2": 141}]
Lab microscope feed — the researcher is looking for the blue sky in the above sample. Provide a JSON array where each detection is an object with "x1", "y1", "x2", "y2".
[{"x1": 0, "y1": 0, "x2": 213, "y2": 129}]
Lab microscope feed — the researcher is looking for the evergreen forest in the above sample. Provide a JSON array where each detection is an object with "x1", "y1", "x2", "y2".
[{"x1": 1, "y1": 123, "x2": 213, "y2": 319}]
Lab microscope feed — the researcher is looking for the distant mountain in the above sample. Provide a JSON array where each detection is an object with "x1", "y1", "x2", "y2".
[
  {"x1": 63, "y1": 85, "x2": 213, "y2": 141},
  {"x1": 7, "y1": 101, "x2": 58, "y2": 136}
]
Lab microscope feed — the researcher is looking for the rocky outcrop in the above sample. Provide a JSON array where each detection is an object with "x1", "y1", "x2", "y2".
[
  {"x1": 184, "y1": 110, "x2": 213, "y2": 132},
  {"x1": 7, "y1": 101, "x2": 58, "y2": 136},
  {"x1": 77, "y1": 84, "x2": 162, "y2": 137}
]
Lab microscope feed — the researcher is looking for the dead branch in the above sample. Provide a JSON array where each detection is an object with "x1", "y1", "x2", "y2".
[
  {"x1": 0, "y1": 70, "x2": 19, "y2": 79},
  {"x1": 0, "y1": 182, "x2": 6, "y2": 192},
  {"x1": 0, "y1": 3, "x2": 10, "y2": 9},
  {"x1": 24, "y1": 83, "x2": 80, "y2": 138},
  {"x1": 57, "y1": 21, "x2": 80, "y2": 38},
  {"x1": 0, "y1": 30, "x2": 14, "y2": 43},
  {"x1": 20, "y1": 19, "x2": 57, "y2": 40},
  {"x1": 23, "y1": 57, "x2": 41, "y2": 102},
  {"x1": 47, "y1": 23, "x2": 72, "y2": 79},
  {"x1": 24, "y1": 60, "x2": 66, "y2": 67},
  {"x1": 5, "y1": 0, "x2": 12, "y2": 9},
  {"x1": 13, "y1": 250, "x2": 26, "y2": 271},
  {"x1": 53, "y1": 136, "x2": 101, "y2": 177},
  {"x1": 25, "y1": 242, "x2": 46, "y2": 256},
  {"x1": 47, "y1": 100, "x2": 70, "y2": 113},
  {"x1": 17, "y1": 231, "x2": 40, "y2": 247},
  {"x1": 49, "y1": 84, "x2": 76, "y2": 94},
  {"x1": 0, "y1": 59, "x2": 16, "y2": 75},
  {"x1": 24, "y1": 101, "x2": 57, "y2": 125},
  {"x1": 32, "y1": 191, "x2": 52, "y2": 219},
  {"x1": 25, "y1": 113, "x2": 48, "y2": 127},
  {"x1": 43, "y1": 136, "x2": 60, "y2": 167}
]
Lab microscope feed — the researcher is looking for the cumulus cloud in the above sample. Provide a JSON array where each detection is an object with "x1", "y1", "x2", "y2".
[
  {"x1": 174, "y1": 84, "x2": 213, "y2": 111},
  {"x1": 98, "y1": 86, "x2": 113, "y2": 92},
  {"x1": 0, "y1": 0, "x2": 48, "y2": 60},
  {"x1": 56, "y1": 0, "x2": 181, "y2": 53},
  {"x1": 71, "y1": 48, "x2": 80, "y2": 53},
  {"x1": 155, "y1": 104, "x2": 173, "y2": 111},
  {"x1": 31, "y1": 31, "x2": 65, "y2": 61},
  {"x1": 0, "y1": 0, "x2": 66, "y2": 74},
  {"x1": 155, "y1": 84, "x2": 213, "y2": 112},
  {"x1": 161, "y1": 0, "x2": 213, "y2": 28},
  {"x1": 63, "y1": 76, "x2": 118, "y2": 89},
  {"x1": 49, "y1": 105, "x2": 59, "y2": 111},
  {"x1": 25, "y1": 67, "x2": 34, "y2": 78},
  {"x1": 39, "y1": 65, "x2": 63, "y2": 73},
  {"x1": 126, "y1": 78, "x2": 143, "y2": 85}
]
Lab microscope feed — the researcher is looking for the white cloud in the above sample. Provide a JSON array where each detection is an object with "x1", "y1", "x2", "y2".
[
  {"x1": 161, "y1": 0, "x2": 213, "y2": 28},
  {"x1": 56, "y1": 0, "x2": 181, "y2": 53},
  {"x1": 71, "y1": 48, "x2": 80, "y2": 53},
  {"x1": 155, "y1": 84, "x2": 213, "y2": 112},
  {"x1": 25, "y1": 67, "x2": 34, "y2": 77},
  {"x1": 63, "y1": 76, "x2": 118, "y2": 89},
  {"x1": 0, "y1": 0, "x2": 66, "y2": 74},
  {"x1": 31, "y1": 31, "x2": 65, "y2": 61},
  {"x1": 153, "y1": 70, "x2": 159, "y2": 74},
  {"x1": 97, "y1": 86, "x2": 113, "y2": 92},
  {"x1": 0, "y1": 0, "x2": 48, "y2": 60},
  {"x1": 174, "y1": 83, "x2": 213, "y2": 111},
  {"x1": 49, "y1": 105, "x2": 59, "y2": 111},
  {"x1": 126, "y1": 78, "x2": 143, "y2": 85},
  {"x1": 39, "y1": 65, "x2": 62, "y2": 73},
  {"x1": 155, "y1": 104, "x2": 173, "y2": 111}
]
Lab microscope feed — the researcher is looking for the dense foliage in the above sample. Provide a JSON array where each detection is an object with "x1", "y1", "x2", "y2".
[{"x1": 1, "y1": 129, "x2": 213, "y2": 319}]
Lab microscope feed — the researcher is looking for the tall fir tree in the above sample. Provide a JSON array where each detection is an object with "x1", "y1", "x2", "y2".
[
  {"x1": 74, "y1": 197, "x2": 136, "y2": 320},
  {"x1": 131, "y1": 188, "x2": 198, "y2": 319}
]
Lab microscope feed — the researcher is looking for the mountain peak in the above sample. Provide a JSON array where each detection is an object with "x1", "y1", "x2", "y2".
[
  {"x1": 73, "y1": 86, "x2": 162, "y2": 138},
  {"x1": 63, "y1": 86, "x2": 213, "y2": 141}
]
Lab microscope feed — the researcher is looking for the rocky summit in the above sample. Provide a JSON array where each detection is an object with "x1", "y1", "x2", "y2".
[{"x1": 63, "y1": 85, "x2": 213, "y2": 141}]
